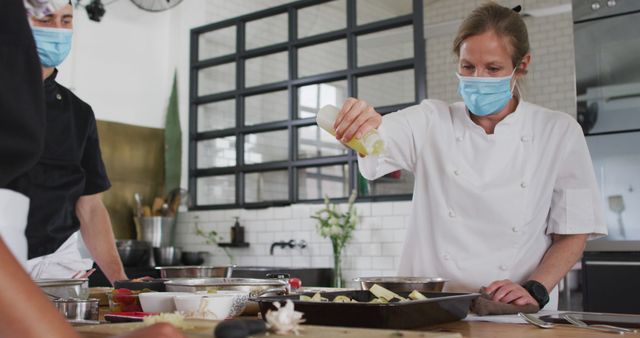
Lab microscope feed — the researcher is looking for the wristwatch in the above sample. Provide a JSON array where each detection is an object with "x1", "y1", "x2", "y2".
[{"x1": 522, "y1": 280, "x2": 549, "y2": 309}]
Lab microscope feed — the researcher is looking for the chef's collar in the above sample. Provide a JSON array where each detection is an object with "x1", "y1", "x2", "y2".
[{"x1": 44, "y1": 68, "x2": 59, "y2": 89}]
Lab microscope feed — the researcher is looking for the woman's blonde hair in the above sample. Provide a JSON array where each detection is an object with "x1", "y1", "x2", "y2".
[{"x1": 452, "y1": 2, "x2": 530, "y2": 71}]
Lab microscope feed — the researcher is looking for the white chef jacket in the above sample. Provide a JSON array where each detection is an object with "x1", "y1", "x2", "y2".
[
  {"x1": 0, "y1": 189, "x2": 30, "y2": 267},
  {"x1": 358, "y1": 99, "x2": 607, "y2": 309}
]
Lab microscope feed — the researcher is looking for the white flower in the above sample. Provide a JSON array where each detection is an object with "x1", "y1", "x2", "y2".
[
  {"x1": 329, "y1": 225, "x2": 343, "y2": 236},
  {"x1": 328, "y1": 217, "x2": 339, "y2": 226},
  {"x1": 320, "y1": 227, "x2": 330, "y2": 237},
  {"x1": 265, "y1": 300, "x2": 305, "y2": 335}
]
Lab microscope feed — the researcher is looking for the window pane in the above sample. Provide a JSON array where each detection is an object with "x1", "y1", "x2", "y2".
[
  {"x1": 297, "y1": 80, "x2": 348, "y2": 118},
  {"x1": 198, "y1": 62, "x2": 235, "y2": 96},
  {"x1": 198, "y1": 26, "x2": 236, "y2": 60},
  {"x1": 298, "y1": 164, "x2": 349, "y2": 200},
  {"x1": 197, "y1": 175, "x2": 235, "y2": 205},
  {"x1": 297, "y1": 125, "x2": 347, "y2": 159},
  {"x1": 246, "y1": 13, "x2": 288, "y2": 50},
  {"x1": 245, "y1": 90, "x2": 288, "y2": 126},
  {"x1": 357, "y1": 167, "x2": 414, "y2": 197},
  {"x1": 245, "y1": 52, "x2": 288, "y2": 87},
  {"x1": 357, "y1": 69, "x2": 415, "y2": 107},
  {"x1": 244, "y1": 130, "x2": 288, "y2": 164},
  {"x1": 245, "y1": 170, "x2": 289, "y2": 203},
  {"x1": 356, "y1": 0, "x2": 412, "y2": 25},
  {"x1": 197, "y1": 99, "x2": 235, "y2": 132},
  {"x1": 197, "y1": 136, "x2": 236, "y2": 168},
  {"x1": 357, "y1": 25, "x2": 413, "y2": 67},
  {"x1": 298, "y1": 39, "x2": 347, "y2": 78},
  {"x1": 298, "y1": 0, "x2": 346, "y2": 38}
]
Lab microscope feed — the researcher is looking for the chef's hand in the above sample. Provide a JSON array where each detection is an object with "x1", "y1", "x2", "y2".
[
  {"x1": 334, "y1": 97, "x2": 382, "y2": 147},
  {"x1": 115, "y1": 323, "x2": 185, "y2": 338},
  {"x1": 485, "y1": 279, "x2": 538, "y2": 306}
]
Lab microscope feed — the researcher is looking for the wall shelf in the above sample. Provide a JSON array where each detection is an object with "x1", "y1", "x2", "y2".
[{"x1": 218, "y1": 242, "x2": 250, "y2": 248}]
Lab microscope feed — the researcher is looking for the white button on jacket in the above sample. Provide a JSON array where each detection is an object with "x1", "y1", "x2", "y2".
[{"x1": 358, "y1": 99, "x2": 608, "y2": 309}]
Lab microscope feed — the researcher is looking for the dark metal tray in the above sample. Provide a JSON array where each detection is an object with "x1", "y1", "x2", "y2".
[{"x1": 255, "y1": 290, "x2": 479, "y2": 329}]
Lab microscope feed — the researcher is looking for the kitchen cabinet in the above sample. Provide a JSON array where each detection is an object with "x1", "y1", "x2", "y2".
[{"x1": 582, "y1": 251, "x2": 640, "y2": 314}]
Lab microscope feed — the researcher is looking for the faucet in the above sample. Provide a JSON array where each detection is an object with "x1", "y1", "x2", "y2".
[{"x1": 270, "y1": 239, "x2": 296, "y2": 255}]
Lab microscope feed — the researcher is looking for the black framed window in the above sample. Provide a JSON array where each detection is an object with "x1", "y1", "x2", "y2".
[{"x1": 190, "y1": 0, "x2": 425, "y2": 209}]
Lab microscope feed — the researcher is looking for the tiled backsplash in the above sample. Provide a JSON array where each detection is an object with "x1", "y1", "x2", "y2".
[{"x1": 175, "y1": 202, "x2": 411, "y2": 287}]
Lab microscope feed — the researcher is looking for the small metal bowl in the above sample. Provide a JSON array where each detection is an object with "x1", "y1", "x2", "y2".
[
  {"x1": 52, "y1": 298, "x2": 99, "y2": 322},
  {"x1": 353, "y1": 276, "x2": 447, "y2": 293}
]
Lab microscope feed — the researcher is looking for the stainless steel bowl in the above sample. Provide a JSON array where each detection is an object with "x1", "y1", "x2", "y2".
[
  {"x1": 36, "y1": 279, "x2": 89, "y2": 300},
  {"x1": 117, "y1": 240, "x2": 151, "y2": 267},
  {"x1": 164, "y1": 278, "x2": 288, "y2": 297},
  {"x1": 180, "y1": 251, "x2": 208, "y2": 266},
  {"x1": 156, "y1": 265, "x2": 231, "y2": 278},
  {"x1": 52, "y1": 298, "x2": 99, "y2": 323},
  {"x1": 153, "y1": 246, "x2": 182, "y2": 266},
  {"x1": 354, "y1": 277, "x2": 447, "y2": 293}
]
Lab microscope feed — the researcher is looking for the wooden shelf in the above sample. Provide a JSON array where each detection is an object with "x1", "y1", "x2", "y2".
[{"x1": 217, "y1": 242, "x2": 250, "y2": 248}]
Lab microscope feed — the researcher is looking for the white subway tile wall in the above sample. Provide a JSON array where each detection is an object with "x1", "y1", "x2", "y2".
[{"x1": 181, "y1": 0, "x2": 578, "y2": 286}]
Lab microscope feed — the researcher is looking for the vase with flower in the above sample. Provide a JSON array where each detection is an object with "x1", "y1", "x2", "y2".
[{"x1": 312, "y1": 190, "x2": 357, "y2": 288}]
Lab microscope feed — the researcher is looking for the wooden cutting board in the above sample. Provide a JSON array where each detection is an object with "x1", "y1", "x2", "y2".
[{"x1": 75, "y1": 319, "x2": 462, "y2": 338}]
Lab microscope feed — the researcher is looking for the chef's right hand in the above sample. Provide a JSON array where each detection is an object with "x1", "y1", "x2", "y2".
[{"x1": 334, "y1": 98, "x2": 382, "y2": 146}]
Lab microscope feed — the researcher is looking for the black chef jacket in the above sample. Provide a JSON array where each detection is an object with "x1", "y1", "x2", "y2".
[
  {"x1": 11, "y1": 70, "x2": 111, "y2": 259},
  {"x1": 0, "y1": 0, "x2": 46, "y2": 187}
]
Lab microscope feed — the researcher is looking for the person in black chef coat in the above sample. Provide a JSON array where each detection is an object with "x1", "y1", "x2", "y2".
[
  {"x1": 0, "y1": 1, "x2": 185, "y2": 337},
  {"x1": 9, "y1": 1, "x2": 128, "y2": 284}
]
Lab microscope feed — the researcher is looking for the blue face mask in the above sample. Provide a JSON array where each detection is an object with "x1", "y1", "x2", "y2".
[
  {"x1": 456, "y1": 67, "x2": 517, "y2": 117},
  {"x1": 31, "y1": 26, "x2": 73, "y2": 68}
]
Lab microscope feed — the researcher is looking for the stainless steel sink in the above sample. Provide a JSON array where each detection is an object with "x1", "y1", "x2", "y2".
[{"x1": 229, "y1": 266, "x2": 333, "y2": 287}]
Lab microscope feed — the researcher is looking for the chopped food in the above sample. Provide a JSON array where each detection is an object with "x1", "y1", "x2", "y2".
[
  {"x1": 408, "y1": 290, "x2": 428, "y2": 300},
  {"x1": 142, "y1": 312, "x2": 191, "y2": 329},
  {"x1": 265, "y1": 300, "x2": 305, "y2": 335},
  {"x1": 369, "y1": 284, "x2": 406, "y2": 302},
  {"x1": 332, "y1": 295, "x2": 351, "y2": 303},
  {"x1": 310, "y1": 292, "x2": 328, "y2": 302}
]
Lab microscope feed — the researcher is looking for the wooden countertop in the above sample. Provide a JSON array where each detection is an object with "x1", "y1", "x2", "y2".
[{"x1": 76, "y1": 318, "x2": 633, "y2": 338}]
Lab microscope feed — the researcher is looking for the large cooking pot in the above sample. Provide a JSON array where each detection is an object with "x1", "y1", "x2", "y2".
[
  {"x1": 353, "y1": 276, "x2": 447, "y2": 293},
  {"x1": 164, "y1": 278, "x2": 288, "y2": 297},
  {"x1": 156, "y1": 266, "x2": 232, "y2": 279}
]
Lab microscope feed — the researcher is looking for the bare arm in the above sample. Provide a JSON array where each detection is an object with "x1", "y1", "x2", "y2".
[
  {"x1": 486, "y1": 233, "x2": 587, "y2": 306},
  {"x1": 76, "y1": 193, "x2": 127, "y2": 284},
  {"x1": 0, "y1": 238, "x2": 81, "y2": 338}
]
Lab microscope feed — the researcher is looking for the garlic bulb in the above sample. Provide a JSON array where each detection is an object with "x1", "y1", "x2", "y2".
[{"x1": 265, "y1": 300, "x2": 305, "y2": 335}]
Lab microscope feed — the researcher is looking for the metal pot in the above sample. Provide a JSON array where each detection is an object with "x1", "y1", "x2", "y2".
[
  {"x1": 153, "y1": 246, "x2": 182, "y2": 266},
  {"x1": 164, "y1": 278, "x2": 288, "y2": 297},
  {"x1": 36, "y1": 279, "x2": 89, "y2": 300},
  {"x1": 139, "y1": 216, "x2": 175, "y2": 247},
  {"x1": 52, "y1": 298, "x2": 99, "y2": 323},
  {"x1": 116, "y1": 240, "x2": 151, "y2": 267},
  {"x1": 353, "y1": 276, "x2": 447, "y2": 293},
  {"x1": 156, "y1": 265, "x2": 231, "y2": 278},
  {"x1": 181, "y1": 251, "x2": 208, "y2": 266}
]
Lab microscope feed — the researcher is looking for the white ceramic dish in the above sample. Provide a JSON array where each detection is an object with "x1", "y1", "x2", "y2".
[
  {"x1": 138, "y1": 292, "x2": 191, "y2": 313},
  {"x1": 173, "y1": 294, "x2": 234, "y2": 320},
  {"x1": 216, "y1": 290, "x2": 249, "y2": 317}
]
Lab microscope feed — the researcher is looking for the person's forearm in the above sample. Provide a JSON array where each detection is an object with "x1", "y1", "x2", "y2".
[
  {"x1": 0, "y1": 239, "x2": 81, "y2": 338},
  {"x1": 77, "y1": 195, "x2": 127, "y2": 284},
  {"x1": 529, "y1": 234, "x2": 588, "y2": 291}
]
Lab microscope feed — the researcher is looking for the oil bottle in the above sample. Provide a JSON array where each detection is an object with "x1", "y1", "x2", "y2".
[{"x1": 316, "y1": 105, "x2": 384, "y2": 156}]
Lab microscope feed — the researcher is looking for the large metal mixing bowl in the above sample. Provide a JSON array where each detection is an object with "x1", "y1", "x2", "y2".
[
  {"x1": 153, "y1": 246, "x2": 182, "y2": 266},
  {"x1": 156, "y1": 266, "x2": 232, "y2": 278},
  {"x1": 353, "y1": 276, "x2": 447, "y2": 293},
  {"x1": 164, "y1": 278, "x2": 288, "y2": 297}
]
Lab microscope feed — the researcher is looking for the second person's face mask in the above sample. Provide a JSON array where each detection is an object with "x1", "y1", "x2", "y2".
[
  {"x1": 31, "y1": 26, "x2": 73, "y2": 68},
  {"x1": 456, "y1": 67, "x2": 517, "y2": 117}
]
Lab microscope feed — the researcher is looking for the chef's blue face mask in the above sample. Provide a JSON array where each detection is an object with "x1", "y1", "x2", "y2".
[
  {"x1": 456, "y1": 66, "x2": 518, "y2": 117},
  {"x1": 31, "y1": 26, "x2": 73, "y2": 68}
]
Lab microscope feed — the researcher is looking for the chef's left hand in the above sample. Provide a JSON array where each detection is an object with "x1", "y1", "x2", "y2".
[{"x1": 484, "y1": 279, "x2": 538, "y2": 306}]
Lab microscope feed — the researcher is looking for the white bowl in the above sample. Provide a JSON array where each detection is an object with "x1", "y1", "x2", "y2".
[
  {"x1": 173, "y1": 294, "x2": 234, "y2": 320},
  {"x1": 138, "y1": 292, "x2": 191, "y2": 313},
  {"x1": 216, "y1": 290, "x2": 249, "y2": 317}
]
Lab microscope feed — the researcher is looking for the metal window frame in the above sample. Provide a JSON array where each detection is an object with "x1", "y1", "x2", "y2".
[{"x1": 189, "y1": 0, "x2": 425, "y2": 210}]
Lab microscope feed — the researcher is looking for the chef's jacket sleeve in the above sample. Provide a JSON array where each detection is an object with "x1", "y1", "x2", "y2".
[
  {"x1": 81, "y1": 112, "x2": 111, "y2": 195},
  {"x1": 546, "y1": 119, "x2": 607, "y2": 239},
  {"x1": 358, "y1": 101, "x2": 432, "y2": 180}
]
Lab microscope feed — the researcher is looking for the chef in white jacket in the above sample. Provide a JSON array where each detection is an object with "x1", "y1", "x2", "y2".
[{"x1": 333, "y1": 3, "x2": 607, "y2": 310}]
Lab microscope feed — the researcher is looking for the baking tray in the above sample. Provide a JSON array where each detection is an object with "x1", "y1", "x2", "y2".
[{"x1": 255, "y1": 290, "x2": 479, "y2": 329}]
